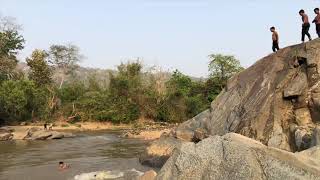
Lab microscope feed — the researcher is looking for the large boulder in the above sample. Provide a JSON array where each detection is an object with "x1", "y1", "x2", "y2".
[
  {"x1": 139, "y1": 136, "x2": 182, "y2": 168},
  {"x1": 156, "y1": 133, "x2": 320, "y2": 180},
  {"x1": 24, "y1": 129, "x2": 74, "y2": 140},
  {"x1": 167, "y1": 39, "x2": 320, "y2": 152}
]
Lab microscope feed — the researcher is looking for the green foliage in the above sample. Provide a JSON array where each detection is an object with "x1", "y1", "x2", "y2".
[
  {"x1": 48, "y1": 44, "x2": 82, "y2": 88},
  {"x1": 48, "y1": 44, "x2": 81, "y2": 69},
  {"x1": 153, "y1": 70, "x2": 209, "y2": 123},
  {"x1": 208, "y1": 54, "x2": 244, "y2": 89},
  {"x1": 167, "y1": 70, "x2": 192, "y2": 96},
  {"x1": 0, "y1": 30, "x2": 24, "y2": 57},
  {"x1": 0, "y1": 15, "x2": 241, "y2": 125},
  {"x1": 0, "y1": 80, "x2": 50, "y2": 121},
  {"x1": 26, "y1": 49, "x2": 52, "y2": 86},
  {"x1": 0, "y1": 21, "x2": 24, "y2": 82},
  {"x1": 58, "y1": 82, "x2": 86, "y2": 103}
]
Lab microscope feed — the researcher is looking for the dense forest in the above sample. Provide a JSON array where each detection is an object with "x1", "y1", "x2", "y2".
[{"x1": 0, "y1": 15, "x2": 243, "y2": 125}]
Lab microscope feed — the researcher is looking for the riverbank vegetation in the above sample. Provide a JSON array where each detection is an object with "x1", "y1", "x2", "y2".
[{"x1": 0, "y1": 15, "x2": 243, "y2": 125}]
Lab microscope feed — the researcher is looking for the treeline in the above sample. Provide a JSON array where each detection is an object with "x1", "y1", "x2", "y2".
[{"x1": 0, "y1": 15, "x2": 243, "y2": 125}]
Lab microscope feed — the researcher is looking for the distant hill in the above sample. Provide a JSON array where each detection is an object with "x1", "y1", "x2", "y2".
[{"x1": 16, "y1": 62, "x2": 204, "y2": 89}]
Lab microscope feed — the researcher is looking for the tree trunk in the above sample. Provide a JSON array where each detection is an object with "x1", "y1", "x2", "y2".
[{"x1": 59, "y1": 75, "x2": 65, "y2": 89}]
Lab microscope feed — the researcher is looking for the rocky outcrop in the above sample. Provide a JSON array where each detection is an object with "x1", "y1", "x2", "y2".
[
  {"x1": 0, "y1": 126, "x2": 14, "y2": 141},
  {"x1": 0, "y1": 132, "x2": 13, "y2": 141},
  {"x1": 23, "y1": 128, "x2": 74, "y2": 140},
  {"x1": 156, "y1": 133, "x2": 320, "y2": 180},
  {"x1": 166, "y1": 39, "x2": 320, "y2": 152},
  {"x1": 139, "y1": 136, "x2": 182, "y2": 168}
]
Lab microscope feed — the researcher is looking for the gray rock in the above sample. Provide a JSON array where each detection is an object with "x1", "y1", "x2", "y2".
[
  {"x1": 193, "y1": 128, "x2": 208, "y2": 142},
  {"x1": 20, "y1": 122, "x2": 27, "y2": 126},
  {"x1": 294, "y1": 108, "x2": 313, "y2": 126},
  {"x1": 175, "y1": 129, "x2": 194, "y2": 142},
  {"x1": 312, "y1": 126, "x2": 320, "y2": 147},
  {"x1": 295, "y1": 128, "x2": 313, "y2": 151},
  {"x1": 0, "y1": 132, "x2": 13, "y2": 141},
  {"x1": 24, "y1": 129, "x2": 74, "y2": 140},
  {"x1": 0, "y1": 126, "x2": 14, "y2": 133},
  {"x1": 160, "y1": 39, "x2": 320, "y2": 152},
  {"x1": 156, "y1": 133, "x2": 320, "y2": 180},
  {"x1": 283, "y1": 70, "x2": 308, "y2": 98},
  {"x1": 139, "y1": 136, "x2": 182, "y2": 168},
  {"x1": 297, "y1": 145, "x2": 320, "y2": 164}
]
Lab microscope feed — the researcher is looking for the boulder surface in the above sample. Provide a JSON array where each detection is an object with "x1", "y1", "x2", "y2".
[
  {"x1": 139, "y1": 136, "x2": 182, "y2": 168},
  {"x1": 156, "y1": 133, "x2": 320, "y2": 180},
  {"x1": 23, "y1": 128, "x2": 74, "y2": 140}
]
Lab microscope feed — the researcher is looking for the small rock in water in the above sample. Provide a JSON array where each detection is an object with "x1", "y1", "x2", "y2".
[{"x1": 0, "y1": 132, "x2": 13, "y2": 141}]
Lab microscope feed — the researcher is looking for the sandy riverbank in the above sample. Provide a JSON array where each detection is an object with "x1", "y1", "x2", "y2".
[
  {"x1": 124, "y1": 129, "x2": 171, "y2": 140},
  {"x1": 7, "y1": 122, "x2": 173, "y2": 140}
]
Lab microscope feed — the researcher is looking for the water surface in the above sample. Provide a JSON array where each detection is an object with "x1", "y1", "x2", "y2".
[{"x1": 0, "y1": 130, "x2": 151, "y2": 180}]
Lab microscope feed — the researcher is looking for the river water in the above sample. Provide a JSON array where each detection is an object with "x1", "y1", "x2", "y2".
[{"x1": 0, "y1": 130, "x2": 152, "y2": 180}]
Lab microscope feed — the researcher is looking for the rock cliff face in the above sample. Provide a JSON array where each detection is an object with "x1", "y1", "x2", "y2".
[{"x1": 175, "y1": 39, "x2": 320, "y2": 152}]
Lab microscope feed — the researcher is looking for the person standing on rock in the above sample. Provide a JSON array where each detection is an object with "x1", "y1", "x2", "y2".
[
  {"x1": 312, "y1": 8, "x2": 320, "y2": 38},
  {"x1": 299, "y1": 9, "x2": 312, "y2": 42},
  {"x1": 270, "y1": 27, "x2": 280, "y2": 52}
]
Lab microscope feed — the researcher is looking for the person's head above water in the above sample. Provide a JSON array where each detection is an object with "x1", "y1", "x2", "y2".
[
  {"x1": 314, "y1": 8, "x2": 319, "y2": 14},
  {"x1": 299, "y1": 9, "x2": 305, "y2": 16},
  {"x1": 270, "y1": 27, "x2": 275, "y2": 32},
  {"x1": 58, "y1": 161, "x2": 70, "y2": 170}
]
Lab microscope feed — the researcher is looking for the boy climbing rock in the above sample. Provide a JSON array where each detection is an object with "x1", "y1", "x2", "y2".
[
  {"x1": 270, "y1": 27, "x2": 279, "y2": 52},
  {"x1": 312, "y1": 8, "x2": 320, "y2": 38},
  {"x1": 299, "y1": 9, "x2": 312, "y2": 42}
]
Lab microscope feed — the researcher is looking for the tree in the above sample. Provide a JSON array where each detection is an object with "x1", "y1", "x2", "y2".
[
  {"x1": 166, "y1": 70, "x2": 192, "y2": 96},
  {"x1": 208, "y1": 54, "x2": 243, "y2": 89},
  {"x1": 26, "y1": 49, "x2": 52, "y2": 86},
  {"x1": 0, "y1": 15, "x2": 21, "y2": 32},
  {"x1": 0, "y1": 15, "x2": 24, "y2": 82},
  {"x1": 48, "y1": 44, "x2": 82, "y2": 88},
  {"x1": 0, "y1": 80, "x2": 50, "y2": 121}
]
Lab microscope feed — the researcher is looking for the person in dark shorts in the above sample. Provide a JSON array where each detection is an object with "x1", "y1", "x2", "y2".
[
  {"x1": 312, "y1": 8, "x2": 320, "y2": 38},
  {"x1": 270, "y1": 27, "x2": 279, "y2": 52},
  {"x1": 299, "y1": 9, "x2": 312, "y2": 42},
  {"x1": 44, "y1": 123, "x2": 47, "y2": 130}
]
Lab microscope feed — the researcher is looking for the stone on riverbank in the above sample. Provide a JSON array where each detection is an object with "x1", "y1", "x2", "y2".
[
  {"x1": 139, "y1": 136, "x2": 182, "y2": 168},
  {"x1": 0, "y1": 126, "x2": 14, "y2": 141},
  {"x1": 0, "y1": 132, "x2": 13, "y2": 141},
  {"x1": 23, "y1": 128, "x2": 74, "y2": 140},
  {"x1": 156, "y1": 133, "x2": 320, "y2": 180}
]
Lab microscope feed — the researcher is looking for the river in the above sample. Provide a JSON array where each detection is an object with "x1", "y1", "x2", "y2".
[{"x1": 0, "y1": 130, "x2": 152, "y2": 180}]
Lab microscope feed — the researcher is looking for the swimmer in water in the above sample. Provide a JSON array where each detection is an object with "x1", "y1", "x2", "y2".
[{"x1": 58, "y1": 161, "x2": 70, "y2": 170}]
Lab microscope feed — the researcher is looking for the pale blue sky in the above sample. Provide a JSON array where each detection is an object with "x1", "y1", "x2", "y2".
[{"x1": 1, "y1": 0, "x2": 320, "y2": 77}]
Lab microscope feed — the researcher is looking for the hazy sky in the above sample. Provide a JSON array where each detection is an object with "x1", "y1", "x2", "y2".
[{"x1": 1, "y1": 0, "x2": 320, "y2": 77}]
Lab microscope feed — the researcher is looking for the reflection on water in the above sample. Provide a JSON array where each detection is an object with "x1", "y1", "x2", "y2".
[{"x1": 0, "y1": 130, "x2": 151, "y2": 180}]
